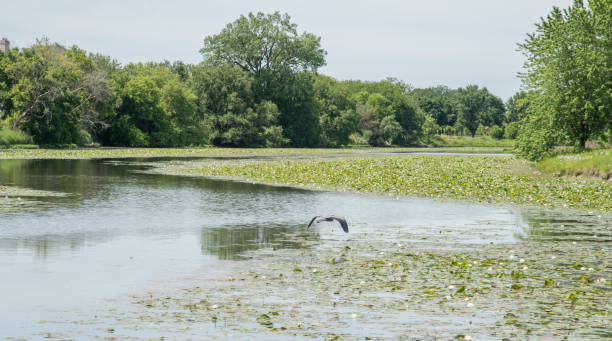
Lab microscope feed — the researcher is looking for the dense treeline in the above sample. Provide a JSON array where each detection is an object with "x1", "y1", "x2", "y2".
[
  {"x1": 4, "y1": 10, "x2": 589, "y2": 151},
  {"x1": 0, "y1": 43, "x2": 510, "y2": 148}
]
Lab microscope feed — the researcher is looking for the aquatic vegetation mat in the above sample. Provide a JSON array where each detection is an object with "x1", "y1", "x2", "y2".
[
  {"x1": 0, "y1": 186, "x2": 69, "y2": 214},
  {"x1": 62, "y1": 210, "x2": 611, "y2": 340},
  {"x1": 0, "y1": 146, "x2": 509, "y2": 160},
  {"x1": 152, "y1": 155, "x2": 612, "y2": 212}
]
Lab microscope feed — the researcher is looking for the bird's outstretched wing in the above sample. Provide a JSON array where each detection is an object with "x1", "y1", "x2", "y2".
[
  {"x1": 307, "y1": 216, "x2": 320, "y2": 228},
  {"x1": 330, "y1": 216, "x2": 349, "y2": 233}
]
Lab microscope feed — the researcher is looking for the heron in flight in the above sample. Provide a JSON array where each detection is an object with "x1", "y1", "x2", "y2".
[{"x1": 307, "y1": 216, "x2": 349, "y2": 233}]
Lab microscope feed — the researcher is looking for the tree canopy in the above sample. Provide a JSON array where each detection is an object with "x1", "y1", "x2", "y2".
[
  {"x1": 200, "y1": 12, "x2": 326, "y2": 76},
  {"x1": 517, "y1": 0, "x2": 612, "y2": 158},
  {"x1": 0, "y1": 12, "x2": 514, "y2": 149}
]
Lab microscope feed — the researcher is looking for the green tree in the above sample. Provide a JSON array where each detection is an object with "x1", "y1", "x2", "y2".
[
  {"x1": 200, "y1": 12, "x2": 325, "y2": 76},
  {"x1": 454, "y1": 85, "x2": 505, "y2": 138},
  {"x1": 518, "y1": 0, "x2": 612, "y2": 151},
  {"x1": 190, "y1": 63, "x2": 286, "y2": 147},
  {"x1": 314, "y1": 75, "x2": 358, "y2": 146},
  {"x1": 505, "y1": 91, "x2": 532, "y2": 123},
  {"x1": 200, "y1": 12, "x2": 326, "y2": 146},
  {"x1": 2, "y1": 40, "x2": 112, "y2": 145},
  {"x1": 104, "y1": 63, "x2": 204, "y2": 147},
  {"x1": 410, "y1": 86, "x2": 457, "y2": 127}
]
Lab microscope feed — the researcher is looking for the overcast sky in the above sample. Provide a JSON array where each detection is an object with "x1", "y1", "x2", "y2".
[{"x1": 1, "y1": 0, "x2": 570, "y2": 100}]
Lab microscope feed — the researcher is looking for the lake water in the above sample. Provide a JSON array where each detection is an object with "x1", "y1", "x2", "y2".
[{"x1": 0, "y1": 158, "x2": 609, "y2": 339}]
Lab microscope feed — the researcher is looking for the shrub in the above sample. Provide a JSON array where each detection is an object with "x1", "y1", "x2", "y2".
[{"x1": 490, "y1": 125, "x2": 504, "y2": 139}]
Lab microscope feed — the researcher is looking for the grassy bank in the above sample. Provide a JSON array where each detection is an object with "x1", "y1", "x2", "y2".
[
  {"x1": 429, "y1": 135, "x2": 515, "y2": 148},
  {"x1": 0, "y1": 125, "x2": 33, "y2": 147},
  {"x1": 538, "y1": 149, "x2": 612, "y2": 180},
  {"x1": 156, "y1": 155, "x2": 612, "y2": 212}
]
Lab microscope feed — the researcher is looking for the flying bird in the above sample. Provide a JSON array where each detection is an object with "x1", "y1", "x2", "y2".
[{"x1": 307, "y1": 216, "x2": 349, "y2": 233}]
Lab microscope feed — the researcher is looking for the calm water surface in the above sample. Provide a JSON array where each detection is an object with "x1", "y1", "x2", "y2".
[{"x1": 0, "y1": 158, "x2": 607, "y2": 339}]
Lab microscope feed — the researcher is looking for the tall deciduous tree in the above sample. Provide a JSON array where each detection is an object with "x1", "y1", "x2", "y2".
[
  {"x1": 200, "y1": 12, "x2": 326, "y2": 146},
  {"x1": 190, "y1": 62, "x2": 286, "y2": 147},
  {"x1": 454, "y1": 85, "x2": 505, "y2": 138},
  {"x1": 518, "y1": 0, "x2": 612, "y2": 152},
  {"x1": 200, "y1": 12, "x2": 326, "y2": 76}
]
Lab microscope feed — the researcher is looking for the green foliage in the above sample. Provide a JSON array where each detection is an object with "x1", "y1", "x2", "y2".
[
  {"x1": 489, "y1": 125, "x2": 504, "y2": 139},
  {"x1": 314, "y1": 75, "x2": 358, "y2": 146},
  {"x1": 516, "y1": 95, "x2": 567, "y2": 161},
  {"x1": 262, "y1": 71, "x2": 319, "y2": 147},
  {"x1": 200, "y1": 12, "x2": 326, "y2": 147},
  {"x1": 505, "y1": 91, "x2": 532, "y2": 123},
  {"x1": 503, "y1": 121, "x2": 520, "y2": 140},
  {"x1": 475, "y1": 124, "x2": 487, "y2": 136},
  {"x1": 518, "y1": 0, "x2": 612, "y2": 151},
  {"x1": 0, "y1": 124, "x2": 33, "y2": 146},
  {"x1": 380, "y1": 115, "x2": 403, "y2": 145},
  {"x1": 105, "y1": 63, "x2": 205, "y2": 147},
  {"x1": 455, "y1": 85, "x2": 505, "y2": 138},
  {"x1": 344, "y1": 78, "x2": 423, "y2": 146},
  {"x1": 200, "y1": 12, "x2": 325, "y2": 75},
  {"x1": 410, "y1": 86, "x2": 457, "y2": 127},
  {"x1": 1, "y1": 40, "x2": 113, "y2": 145},
  {"x1": 421, "y1": 116, "x2": 441, "y2": 143},
  {"x1": 191, "y1": 63, "x2": 285, "y2": 147}
]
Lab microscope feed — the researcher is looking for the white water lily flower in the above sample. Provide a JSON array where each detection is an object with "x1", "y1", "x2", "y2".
[
  {"x1": 351, "y1": 313, "x2": 357, "y2": 319},
  {"x1": 360, "y1": 280, "x2": 365, "y2": 285},
  {"x1": 588, "y1": 268, "x2": 593, "y2": 271},
  {"x1": 509, "y1": 255, "x2": 516, "y2": 260},
  {"x1": 473, "y1": 261, "x2": 478, "y2": 264},
  {"x1": 551, "y1": 256, "x2": 556, "y2": 260},
  {"x1": 262, "y1": 275, "x2": 267, "y2": 279},
  {"x1": 519, "y1": 259, "x2": 525, "y2": 263},
  {"x1": 523, "y1": 266, "x2": 528, "y2": 270},
  {"x1": 580, "y1": 267, "x2": 586, "y2": 271},
  {"x1": 446, "y1": 295, "x2": 452, "y2": 300},
  {"x1": 487, "y1": 267, "x2": 493, "y2": 271},
  {"x1": 466, "y1": 302, "x2": 474, "y2": 308},
  {"x1": 211, "y1": 304, "x2": 218, "y2": 309},
  {"x1": 448, "y1": 285, "x2": 455, "y2": 290},
  {"x1": 312, "y1": 269, "x2": 318, "y2": 273},
  {"x1": 464, "y1": 335, "x2": 472, "y2": 340}
]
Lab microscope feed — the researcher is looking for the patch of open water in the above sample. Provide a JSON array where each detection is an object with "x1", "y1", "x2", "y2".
[{"x1": 0, "y1": 158, "x2": 609, "y2": 340}]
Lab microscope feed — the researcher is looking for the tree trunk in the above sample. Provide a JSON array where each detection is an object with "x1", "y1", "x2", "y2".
[{"x1": 579, "y1": 135, "x2": 586, "y2": 150}]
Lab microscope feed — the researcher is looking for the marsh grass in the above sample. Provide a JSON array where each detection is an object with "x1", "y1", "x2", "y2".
[
  {"x1": 430, "y1": 135, "x2": 515, "y2": 148},
  {"x1": 161, "y1": 155, "x2": 612, "y2": 212},
  {"x1": 0, "y1": 125, "x2": 33, "y2": 147},
  {"x1": 538, "y1": 149, "x2": 612, "y2": 180}
]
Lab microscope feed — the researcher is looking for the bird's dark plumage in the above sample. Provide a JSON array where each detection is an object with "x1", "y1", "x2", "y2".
[{"x1": 307, "y1": 215, "x2": 349, "y2": 233}]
